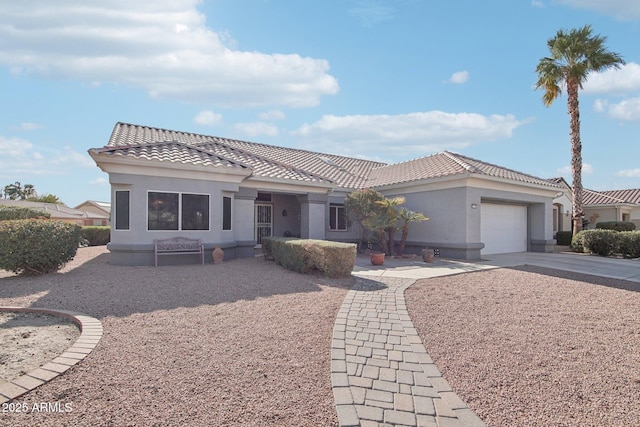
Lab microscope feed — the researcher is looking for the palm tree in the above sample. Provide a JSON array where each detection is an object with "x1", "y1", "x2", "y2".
[
  {"x1": 535, "y1": 25, "x2": 624, "y2": 235},
  {"x1": 397, "y1": 208, "x2": 429, "y2": 255},
  {"x1": 373, "y1": 196, "x2": 405, "y2": 256}
]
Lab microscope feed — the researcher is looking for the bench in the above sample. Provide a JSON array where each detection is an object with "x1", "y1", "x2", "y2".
[{"x1": 154, "y1": 237, "x2": 205, "y2": 267}]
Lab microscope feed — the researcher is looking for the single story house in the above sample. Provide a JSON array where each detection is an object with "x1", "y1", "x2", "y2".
[
  {"x1": 89, "y1": 122, "x2": 561, "y2": 266},
  {"x1": 0, "y1": 200, "x2": 109, "y2": 226},
  {"x1": 582, "y1": 188, "x2": 640, "y2": 229},
  {"x1": 74, "y1": 200, "x2": 111, "y2": 222}
]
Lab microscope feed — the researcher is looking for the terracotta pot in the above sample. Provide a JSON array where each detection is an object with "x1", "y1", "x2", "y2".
[
  {"x1": 370, "y1": 252, "x2": 385, "y2": 265},
  {"x1": 212, "y1": 246, "x2": 224, "y2": 264},
  {"x1": 422, "y1": 248, "x2": 434, "y2": 263}
]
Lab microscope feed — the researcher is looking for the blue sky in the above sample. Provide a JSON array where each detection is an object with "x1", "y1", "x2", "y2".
[{"x1": 1, "y1": 0, "x2": 639, "y2": 207}]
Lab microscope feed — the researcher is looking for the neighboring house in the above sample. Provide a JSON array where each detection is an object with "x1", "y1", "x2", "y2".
[
  {"x1": 0, "y1": 200, "x2": 109, "y2": 226},
  {"x1": 89, "y1": 122, "x2": 562, "y2": 266},
  {"x1": 74, "y1": 200, "x2": 111, "y2": 220},
  {"x1": 582, "y1": 188, "x2": 640, "y2": 229}
]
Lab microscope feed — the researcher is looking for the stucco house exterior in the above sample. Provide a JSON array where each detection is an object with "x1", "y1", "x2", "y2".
[
  {"x1": 582, "y1": 188, "x2": 640, "y2": 229},
  {"x1": 89, "y1": 122, "x2": 561, "y2": 265}
]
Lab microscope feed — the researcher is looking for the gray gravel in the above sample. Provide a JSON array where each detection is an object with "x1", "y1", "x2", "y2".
[
  {"x1": 406, "y1": 265, "x2": 640, "y2": 427},
  {"x1": 0, "y1": 246, "x2": 351, "y2": 426}
]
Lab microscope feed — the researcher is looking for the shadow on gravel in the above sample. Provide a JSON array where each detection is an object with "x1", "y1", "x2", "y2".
[
  {"x1": 0, "y1": 251, "x2": 355, "y2": 319},
  {"x1": 510, "y1": 264, "x2": 640, "y2": 293}
]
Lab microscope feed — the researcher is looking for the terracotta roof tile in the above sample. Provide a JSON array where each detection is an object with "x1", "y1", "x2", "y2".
[
  {"x1": 582, "y1": 188, "x2": 640, "y2": 206},
  {"x1": 99, "y1": 123, "x2": 561, "y2": 191}
]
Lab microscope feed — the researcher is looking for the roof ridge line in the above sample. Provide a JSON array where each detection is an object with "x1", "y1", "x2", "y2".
[
  {"x1": 442, "y1": 151, "x2": 480, "y2": 173},
  {"x1": 583, "y1": 188, "x2": 627, "y2": 204}
]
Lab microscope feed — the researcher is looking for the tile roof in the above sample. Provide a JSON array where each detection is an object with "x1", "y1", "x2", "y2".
[
  {"x1": 583, "y1": 188, "x2": 640, "y2": 206},
  {"x1": 0, "y1": 200, "x2": 109, "y2": 220},
  {"x1": 96, "y1": 122, "x2": 560, "y2": 191},
  {"x1": 367, "y1": 151, "x2": 558, "y2": 188}
]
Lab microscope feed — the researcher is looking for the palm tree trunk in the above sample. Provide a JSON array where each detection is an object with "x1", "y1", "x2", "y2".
[
  {"x1": 567, "y1": 80, "x2": 584, "y2": 235},
  {"x1": 399, "y1": 225, "x2": 409, "y2": 255}
]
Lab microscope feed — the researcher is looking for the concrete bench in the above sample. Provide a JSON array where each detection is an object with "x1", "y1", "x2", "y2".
[{"x1": 154, "y1": 237, "x2": 205, "y2": 267}]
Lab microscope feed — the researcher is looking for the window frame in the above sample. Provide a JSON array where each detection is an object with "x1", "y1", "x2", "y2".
[
  {"x1": 114, "y1": 190, "x2": 130, "y2": 230},
  {"x1": 329, "y1": 203, "x2": 347, "y2": 231},
  {"x1": 147, "y1": 191, "x2": 210, "y2": 231},
  {"x1": 222, "y1": 196, "x2": 232, "y2": 231}
]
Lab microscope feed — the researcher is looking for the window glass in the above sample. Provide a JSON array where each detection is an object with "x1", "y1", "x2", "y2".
[
  {"x1": 148, "y1": 192, "x2": 179, "y2": 230},
  {"x1": 330, "y1": 204, "x2": 347, "y2": 231},
  {"x1": 182, "y1": 194, "x2": 209, "y2": 230},
  {"x1": 115, "y1": 190, "x2": 130, "y2": 230},
  {"x1": 222, "y1": 196, "x2": 232, "y2": 230}
]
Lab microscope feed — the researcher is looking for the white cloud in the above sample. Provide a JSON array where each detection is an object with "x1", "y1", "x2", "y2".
[
  {"x1": 603, "y1": 97, "x2": 640, "y2": 121},
  {"x1": 554, "y1": 0, "x2": 640, "y2": 20},
  {"x1": 194, "y1": 110, "x2": 222, "y2": 126},
  {"x1": 89, "y1": 177, "x2": 109, "y2": 185},
  {"x1": 615, "y1": 168, "x2": 640, "y2": 178},
  {"x1": 557, "y1": 163, "x2": 594, "y2": 176},
  {"x1": 532, "y1": 0, "x2": 545, "y2": 8},
  {"x1": 0, "y1": 1, "x2": 338, "y2": 108},
  {"x1": 291, "y1": 111, "x2": 526, "y2": 160},
  {"x1": 448, "y1": 71, "x2": 469, "y2": 84},
  {"x1": 234, "y1": 122, "x2": 279, "y2": 137},
  {"x1": 0, "y1": 135, "x2": 93, "y2": 177},
  {"x1": 584, "y1": 63, "x2": 640, "y2": 95},
  {"x1": 349, "y1": 1, "x2": 396, "y2": 27},
  {"x1": 258, "y1": 110, "x2": 286, "y2": 121},
  {"x1": 19, "y1": 122, "x2": 43, "y2": 131}
]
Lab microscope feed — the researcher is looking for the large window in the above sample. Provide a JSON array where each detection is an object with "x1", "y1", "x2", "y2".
[
  {"x1": 148, "y1": 192, "x2": 209, "y2": 231},
  {"x1": 114, "y1": 190, "x2": 130, "y2": 230},
  {"x1": 329, "y1": 204, "x2": 347, "y2": 231}
]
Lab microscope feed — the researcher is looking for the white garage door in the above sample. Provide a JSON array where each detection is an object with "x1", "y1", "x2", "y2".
[{"x1": 481, "y1": 203, "x2": 527, "y2": 255}]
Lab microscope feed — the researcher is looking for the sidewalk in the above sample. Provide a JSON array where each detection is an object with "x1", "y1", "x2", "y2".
[{"x1": 331, "y1": 252, "x2": 639, "y2": 426}]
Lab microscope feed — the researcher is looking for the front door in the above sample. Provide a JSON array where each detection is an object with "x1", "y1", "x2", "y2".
[{"x1": 255, "y1": 203, "x2": 273, "y2": 245}]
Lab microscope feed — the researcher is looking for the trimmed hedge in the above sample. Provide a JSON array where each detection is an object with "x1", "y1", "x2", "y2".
[
  {"x1": 572, "y1": 229, "x2": 640, "y2": 258},
  {"x1": 581, "y1": 229, "x2": 618, "y2": 256},
  {"x1": 618, "y1": 231, "x2": 640, "y2": 258},
  {"x1": 0, "y1": 206, "x2": 51, "y2": 220},
  {"x1": 263, "y1": 237, "x2": 356, "y2": 278},
  {"x1": 81, "y1": 226, "x2": 110, "y2": 246},
  {"x1": 0, "y1": 219, "x2": 82, "y2": 276},
  {"x1": 595, "y1": 221, "x2": 636, "y2": 231},
  {"x1": 555, "y1": 231, "x2": 573, "y2": 246}
]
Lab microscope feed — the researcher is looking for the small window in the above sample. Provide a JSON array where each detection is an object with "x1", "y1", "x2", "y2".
[
  {"x1": 115, "y1": 190, "x2": 130, "y2": 230},
  {"x1": 329, "y1": 204, "x2": 347, "y2": 231},
  {"x1": 222, "y1": 196, "x2": 232, "y2": 230}
]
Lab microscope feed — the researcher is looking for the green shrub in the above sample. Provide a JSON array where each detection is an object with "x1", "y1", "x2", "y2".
[
  {"x1": 618, "y1": 231, "x2": 640, "y2": 258},
  {"x1": 555, "y1": 231, "x2": 573, "y2": 246},
  {"x1": 263, "y1": 237, "x2": 356, "y2": 278},
  {"x1": 595, "y1": 221, "x2": 636, "y2": 231},
  {"x1": 80, "y1": 226, "x2": 110, "y2": 246},
  {"x1": 581, "y1": 229, "x2": 618, "y2": 257},
  {"x1": 0, "y1": 219, "x2": 82, "y2": 276},
  {"x1": 0, "y1": 206, "x2": 51, "y2": 221},
  {"x1": 571, "y1": 230, "x2": 588, "y2": 253}
]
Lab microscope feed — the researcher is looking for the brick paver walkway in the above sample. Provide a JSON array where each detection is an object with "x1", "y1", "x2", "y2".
[{"x1": 331, "y1": 275, "x2": 485, "y2": 427}]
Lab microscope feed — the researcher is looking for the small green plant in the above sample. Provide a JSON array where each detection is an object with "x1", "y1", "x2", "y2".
[
  {"x1": 618, "y1": 231, "x2": 640, "y2": 258},
  {"x1": 0, "y1": 219, "x2": 82, "y2": 276},
  {"x1": 571, "y1": 230, "x2": 588, "y2": 253},
  {"x1": 595, "y1": 221, "x2": 636, "y2": 232},
  {"x1": 555, "y1": 231, "x2": 573, "y2": 246},
  {"x1": 80, "y1": 226, "x2": 110, "y2": 246},
  {"x1": 581, "y1": 229, "x2": 618, "y2": 256}
]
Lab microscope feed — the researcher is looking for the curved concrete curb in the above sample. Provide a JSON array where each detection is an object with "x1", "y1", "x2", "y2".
[
  {"x1": 331, "y1": 276, "x2": 485, "y2": 426},
  {"x1": 0, "y1": 307, "x2": 103, "y2": 403}
]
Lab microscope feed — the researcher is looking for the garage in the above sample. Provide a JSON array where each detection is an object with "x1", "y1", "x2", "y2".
[{"x1": 481, "y1": 203, "x2": 527, "y2": 254}]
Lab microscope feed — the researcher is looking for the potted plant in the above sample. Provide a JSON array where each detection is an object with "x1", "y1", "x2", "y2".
[{"x1": 422, "y1": 247, "x2": 435, "y2": 263}]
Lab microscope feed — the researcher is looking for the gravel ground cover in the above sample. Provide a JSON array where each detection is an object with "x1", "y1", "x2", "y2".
[
  {"x1": 0, "y1": 247, "x2": 352, "y2": 426},
  {"x1": 406, "y1": 265, "x2": 640, "y2": 427}
]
